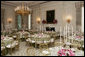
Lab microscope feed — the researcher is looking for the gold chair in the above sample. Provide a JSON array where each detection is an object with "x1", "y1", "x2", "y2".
[
  {"x1": 26, "y1": 47, "x2": 36, "y2": 56},
  {"x1": 26, "y1": 38, "x2": 30, "y2": 46},
  {"x1": 49, "y1": 38, "x2": 55, "y2": 47},
  {"x1": 34, "y1": 38, "x2": 38, "y2": 48},
  {"x1": 6, "y1": 41, "x2": 16, "y2": 55},
  {"x1": 15, "y1": 41, "x2": 19, "y2": 51},
  {"x1": 39, "y1": 43, "x2": 48, "y2": 51},
  {"x1": 39, "y1": 43, "x2": 51, "y2": 56},
  {"x1": 1, "y1": 43, "x2": 6, "y2": 56}
]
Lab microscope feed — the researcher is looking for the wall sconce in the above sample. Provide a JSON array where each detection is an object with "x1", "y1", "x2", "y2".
[
  {"x1": 66, "y1": 15, "x2": 72, "y2": 23},
  {"x1": 7, "y1": 18, "x2": 12, "y2": 24},
  {"x1": 36, "y1": 17, "x2": 41, "y2": 24}
]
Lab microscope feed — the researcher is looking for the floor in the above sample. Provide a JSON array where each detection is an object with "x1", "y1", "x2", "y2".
[
  {"x1": 6, "y1": 39, "x2": 60, "y2": 56},
  {"x1": 6, "y1": 38, "x2": 84, "y2": 56}
]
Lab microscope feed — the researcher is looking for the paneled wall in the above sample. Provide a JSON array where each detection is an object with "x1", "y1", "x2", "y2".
[
  {"x1": 1, "y1": 4, "x2": 15, "y2": 30},
  {"x1": 1, "y1": 4, "x2": 29, "y2": 30},
  {"x1": 1, "y1": 1, "x2": 83, "y2": 32},
  {"x1": 1, "y1": 8, "x2": 5, "y2": 31},
  {"x1": 31, "y1": 1, "x2": 77, "y2": 32},
  {"x1": 75, "y1": 1, "x2": 84, "y2": 31}
]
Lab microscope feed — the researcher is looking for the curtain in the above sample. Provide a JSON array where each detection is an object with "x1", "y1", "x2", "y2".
[{"x1": 17, "y1": 14, "x2": 22, "y2": 30}]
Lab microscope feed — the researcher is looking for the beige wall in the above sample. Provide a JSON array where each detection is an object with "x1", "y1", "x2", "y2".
[
  {"x1": 1, "y1": 1, "x2": 83, "y2": 32},
  {"x1": 31, "y1": 1, "x2": 77, "y2": 32},
  {"x1": 1, "y1": 4, "x2": 15, "y2": 30},
  {"x1": 1, "y1": 4, "x2": 29, "y2": 30}
]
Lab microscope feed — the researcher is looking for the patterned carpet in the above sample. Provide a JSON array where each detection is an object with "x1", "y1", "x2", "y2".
[
  {"x1": 6, "y1": 39, "x2": 60, "y2": 56},
  {"x1": 6, "y1": 39, "x2": 84, "y2": 56},
  {"x1": 6, "y1": 42, "x2": 28, "y2": 56}
]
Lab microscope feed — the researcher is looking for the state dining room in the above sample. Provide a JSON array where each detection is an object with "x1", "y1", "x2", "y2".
[{"x1": 1, "y1": 1, "x2": 84, "y2": 56}]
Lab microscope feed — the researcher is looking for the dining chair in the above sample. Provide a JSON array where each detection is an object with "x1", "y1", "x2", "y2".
[{"x1": 26, "y1": 47, "x2": 36, "y2": 56}]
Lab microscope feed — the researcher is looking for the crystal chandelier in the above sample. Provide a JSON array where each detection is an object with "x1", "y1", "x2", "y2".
[{"x1": 15, "y1": 2, "x2": 30, "y2": 15}]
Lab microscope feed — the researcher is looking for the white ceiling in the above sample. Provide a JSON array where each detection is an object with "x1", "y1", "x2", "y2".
[
  {"x1": 2, "y1": 1, "x2": 83, "y2": 7},
  {"x1": 1, "y1": 1, "x2": 47, "y2": 7}
]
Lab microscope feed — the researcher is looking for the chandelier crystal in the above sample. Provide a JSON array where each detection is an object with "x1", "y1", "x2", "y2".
[{"x1": 15, "y1": 2, "x2": 30, "y2": 15}]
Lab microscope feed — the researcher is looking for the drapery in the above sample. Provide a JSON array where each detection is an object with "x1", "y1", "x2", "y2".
[{"x1": 17, "y1": 14, "x2": 22, "y2": 30}]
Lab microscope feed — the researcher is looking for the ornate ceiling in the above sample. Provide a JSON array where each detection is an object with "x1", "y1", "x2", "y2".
[{"x1": 1, "y1": 1, "x2": 48, "y2": 7}]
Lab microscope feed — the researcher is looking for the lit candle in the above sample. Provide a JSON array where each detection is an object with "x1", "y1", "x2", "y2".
[
  {"x1": 67, "y1": 26, "x2": 70, "y2": 42},
  {"x1": 60, "y1": 27, "x2": 62, "y2": 49},
  {"x1": 40, "y1": 24, "x2": 41, "y2": 32},
  {"x1": 64, "y1": 27, "x2": 65, "y2": 43},
  {"x1": 66, "y1": 24, "x2": 67, "y2": 43},
  {"x1": 72, "y1": 26, "x2": 73, "y2": 43},
  {"x1": 65, "y1": 26, "x2": 66, "y2": 43},
  {"x1": 60, "y1": 27, "x2": 61, "y2": 43},
  {"x1": 66, "y1": 15, "x2": 72, "y2": 43}
]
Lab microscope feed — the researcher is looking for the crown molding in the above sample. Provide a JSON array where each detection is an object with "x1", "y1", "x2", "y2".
[
  {"x1": 1, "y1": 1, "x2": 17, "y2": 7},
  {"x1": 29, "y1": 1, "x2": 50, "y2": 7},
  {"x1": 75, "y1": 1, "x2": 84, "y2": 8}
]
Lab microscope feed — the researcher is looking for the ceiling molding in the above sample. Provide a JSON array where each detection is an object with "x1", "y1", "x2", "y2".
[
  {"x1": 1, "y1": 1, "x2": 50, "y2": 7},
  {"x1": 1, "y1": 1, "x2": 17, "y2": 7},
  {"x1": 75, "y1": 1, "x2": 84, "y2": 8},
  {"x1": 29, "y1": 1, "x2": 51, "y2": 7}
]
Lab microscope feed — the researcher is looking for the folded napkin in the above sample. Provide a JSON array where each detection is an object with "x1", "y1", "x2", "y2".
[{"x1": 42, "y1": 50, "x2": 50, "y2": 54}]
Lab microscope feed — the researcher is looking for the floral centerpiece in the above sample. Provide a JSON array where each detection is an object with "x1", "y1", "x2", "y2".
[
  {"x1": 75, "y1": 36, "x2": 84, "y2": 39},
  {"x1": 1, "y1": 36, "x2": 14, "y2": 46},
  {"x1": 53, "y1": 19, "x2": 57, "y2": 24},
  {"x1": 74, "y1": 35, "x2": 84, "y2": 41},
  {"x1": 42, "y1": 20, "x2": 47, "y2": 24},
  {"x1": 32, "y1": 33, "x2": 50, "y2": 38},
  {"x1": 1, "y1": 35, "x2": 5, "y2": 40},
  {"x1": 57, "y1": 49, "x2": 75, "y2": 56}
]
